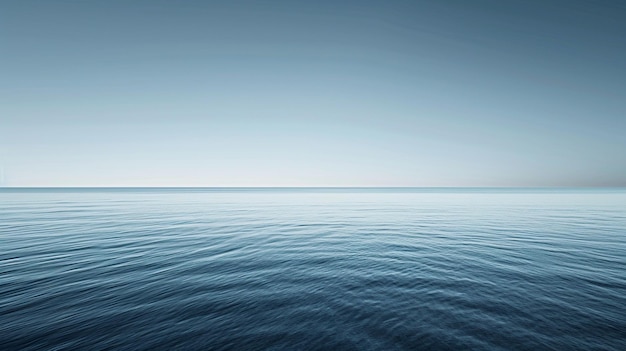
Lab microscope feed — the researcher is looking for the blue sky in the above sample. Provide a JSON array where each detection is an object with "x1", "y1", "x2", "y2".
[{"x1": 1, "y1": 0, "x2": 625, "y2": 186}]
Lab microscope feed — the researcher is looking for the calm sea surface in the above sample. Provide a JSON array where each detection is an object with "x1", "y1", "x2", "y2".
[{"x1": 1, "y1": 188, "x2": 626, "y2": 350}]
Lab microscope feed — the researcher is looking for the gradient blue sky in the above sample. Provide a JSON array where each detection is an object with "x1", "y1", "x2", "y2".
[{"x1": 2, "y1": 0, "x2": 625, "y2": 186}]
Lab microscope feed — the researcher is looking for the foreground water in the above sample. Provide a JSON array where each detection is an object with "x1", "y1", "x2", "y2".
[{"x1": 1, "y1": 188, "x2": 625, "y2": 350}]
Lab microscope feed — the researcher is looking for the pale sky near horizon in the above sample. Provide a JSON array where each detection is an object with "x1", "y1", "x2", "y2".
[{"x1": 2, "y1": 0, "x2": 625, "y2": 187}]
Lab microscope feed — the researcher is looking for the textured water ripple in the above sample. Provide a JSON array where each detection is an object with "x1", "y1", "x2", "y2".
[{"x1": 1, "y1": 189, "x2": 626, "y2": 350}]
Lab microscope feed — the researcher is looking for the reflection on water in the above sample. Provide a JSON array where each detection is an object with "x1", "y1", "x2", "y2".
[{"x1": 1, "y1": 188, "x2": 626, "y2": 350}]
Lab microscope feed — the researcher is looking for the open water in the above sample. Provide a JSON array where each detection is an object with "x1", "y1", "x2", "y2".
[{"x1": 1, "y1": 188, "x2": 625, "y2": 350}]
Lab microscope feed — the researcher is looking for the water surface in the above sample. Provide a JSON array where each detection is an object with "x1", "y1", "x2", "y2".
[{"x1": 2, "y1": 188, "x2": 625, "y2": 350}]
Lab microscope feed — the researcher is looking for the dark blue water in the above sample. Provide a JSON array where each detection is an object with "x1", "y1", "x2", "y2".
[{"x1": 2, "y1": 188, "x2": 626, "y2": 350}]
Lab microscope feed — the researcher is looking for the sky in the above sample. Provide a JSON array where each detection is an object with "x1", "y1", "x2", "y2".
[{"x1": 1, "y1": 0, "x2": 625, "y2": 187}]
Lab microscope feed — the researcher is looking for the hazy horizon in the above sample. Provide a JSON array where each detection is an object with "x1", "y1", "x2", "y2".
[
  {"x1": 2, "y1": 186, "x2": 625, "y2": 191},
  {"x1": 2, "y1": 0, "x2": 625, "y2": 187}
]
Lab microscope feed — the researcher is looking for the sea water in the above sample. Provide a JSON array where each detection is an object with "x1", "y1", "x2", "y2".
[{"x1": 1, "y1": 188, "x2": 625, "y2": 350}]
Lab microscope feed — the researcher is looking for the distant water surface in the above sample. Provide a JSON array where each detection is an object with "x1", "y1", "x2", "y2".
[{"x1": 1, "y1": 188, "x2": 626, "y2": 350}]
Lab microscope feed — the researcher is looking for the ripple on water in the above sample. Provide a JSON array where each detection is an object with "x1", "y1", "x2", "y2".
[{"x1": 1, "y1": 189, "x2": 626, "y2": 350}]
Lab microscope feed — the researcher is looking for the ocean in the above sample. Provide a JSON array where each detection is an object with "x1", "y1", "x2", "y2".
[{"x1": 1, "y1": 188, "x2": 625, "y2": 350}]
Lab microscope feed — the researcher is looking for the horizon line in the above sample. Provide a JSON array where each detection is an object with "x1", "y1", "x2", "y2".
[{"x1": 1, "y1": 186, "x2": 625, "y2": 189}]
